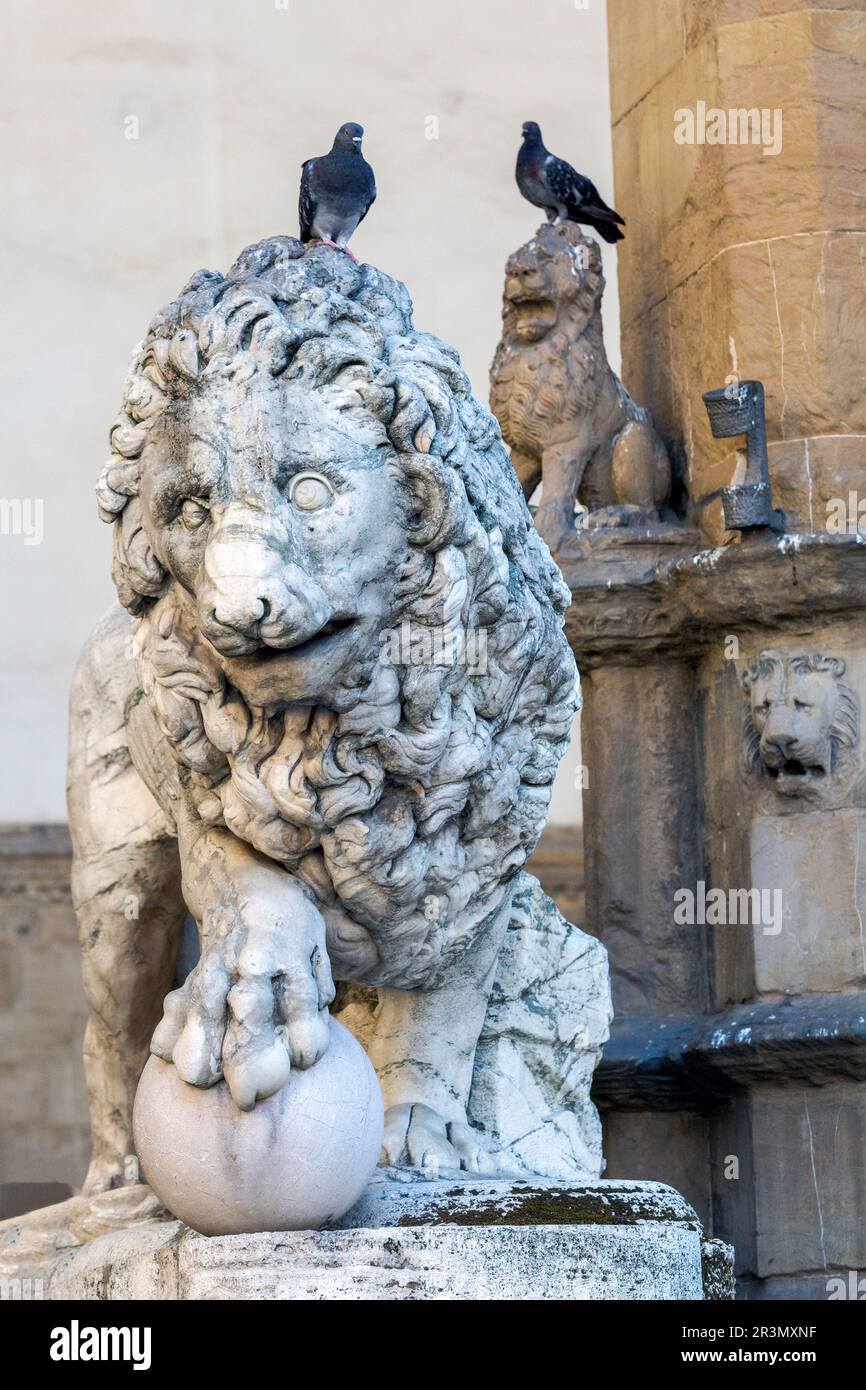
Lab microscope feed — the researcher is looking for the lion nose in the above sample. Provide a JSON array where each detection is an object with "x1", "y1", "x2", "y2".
[
  {"x1": 762, "y1": 732, "x2": 797, "y2": 760},
  {"x1": 212, "y1": 592, "x2": 270, "y2": 634}
]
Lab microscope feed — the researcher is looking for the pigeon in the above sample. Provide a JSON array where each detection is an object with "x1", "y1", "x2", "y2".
[
  {"x1": 516, "y1": 121, "x2": 625, "y2": 244},
  {"x1": 298, "y1": 122, "x2": 376, "y2": 262}
]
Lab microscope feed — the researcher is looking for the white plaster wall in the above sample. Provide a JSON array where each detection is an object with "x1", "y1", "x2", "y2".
[{"x1": 0, "y1": 0, "x2": 615, "y2": 823}]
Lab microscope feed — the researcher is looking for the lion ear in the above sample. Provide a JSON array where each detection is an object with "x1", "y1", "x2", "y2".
[
  {"x1": 402, "y1": 454, "x2": 471, "y2": 550},
  {"x1": 111, "y1": 497, "x2": 166, "y2": 614}
]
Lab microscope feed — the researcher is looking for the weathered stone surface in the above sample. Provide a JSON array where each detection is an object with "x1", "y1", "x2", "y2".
[
  {"x1": 701, "y1": 1236, "x2": 737, "y2": 1301},
  {"x1": 338, "y1": 876, "x2": 611, "y2": 1182},
  {"x1": 767, "y1": 435, "x2": 866, "y2": 537},
  {"x1": 607, "y1": 0, "x2": 688, "y2": 123},
  {"x1": 0, "y1": 827, "x2": 89, "y2": 1190},
  {"x1": 596, "y1": 0, "x2": 866, "y2": 1302},
  {"x1": 602, "y1": 1111, "x2": 713, "y2": 1228},
  {"x1": 0, "y1": 1184, "x2": 170, "y2": 1286},
  {"x1": 333, "y1": 1172, "x2": 697, "y2": 1228},
  {"x1": 468, "y1": 878, "x2": 611, "y2": 1178},
  {"x1": 594, "y1": 993, "x2": 866, "y2": 1110},
  {"x1": 580, "y1": 660, "x2": 707, "y2": 1017},
  {"x1": 560, "y1": 531, "x2": 866, "y2": 664},
  {"x1": 751, "y1": 810, "x2": 866, "y2": 993},
  {"x1": 751, "y1": 1082, "x2": 866, "y2": 1278},
  {"x1": 1, "y1": 1178, "x2": 708, "y2": 1301}
]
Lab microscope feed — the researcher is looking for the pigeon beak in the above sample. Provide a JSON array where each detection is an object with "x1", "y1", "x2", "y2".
[{"x1": 353, "y1": 136, "x2": 362, "y2": 146}]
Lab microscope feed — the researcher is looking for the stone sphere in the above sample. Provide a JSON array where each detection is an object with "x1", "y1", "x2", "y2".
[{"x1": 133, "y1": 1018, "x2": 383, "y2": 1236}]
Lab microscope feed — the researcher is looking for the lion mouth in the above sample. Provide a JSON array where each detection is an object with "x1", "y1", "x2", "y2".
[
  {"x1": 765, "y1": 759, "x2": 825, "y2": 780},
  {"x1": 267, "y1": 615, "x2": 356, "y2": 656},
  {"x1": 227, "y1": 615, "x2": 357, "y2": 664}
]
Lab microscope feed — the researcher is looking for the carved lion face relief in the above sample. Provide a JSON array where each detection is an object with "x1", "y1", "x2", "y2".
[{"x1": 742, "y1": 649, "x2": 859, "y2": 799}]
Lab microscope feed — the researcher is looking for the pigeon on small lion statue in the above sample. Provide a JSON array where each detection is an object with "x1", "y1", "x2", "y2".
[{"x1": 490, "y1": 222, "x2": 672, "y2": 550}]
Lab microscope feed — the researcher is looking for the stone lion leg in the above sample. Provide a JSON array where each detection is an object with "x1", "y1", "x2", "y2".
[
  {"x1": 510, "y1": 448, "x2": 543, "y2": 504},
  {"x1": 369, "y1": 893, "x2": 512, "y2": 1177},
  {"x1": 68, "y1": 608, "x2": 187, "y2": 1194},
  {"x1": 150, "y1": 825, "x2": 335, "y2": 1110},
  {"x1": 533, "y1": 436, "x2": 592, "y2": 547},
  {"x1": 610, "y1": 412, "x2": 671, "y2": 515}
]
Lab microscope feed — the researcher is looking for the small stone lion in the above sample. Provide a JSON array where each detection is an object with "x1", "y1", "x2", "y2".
[
  {"x1": 490, "y1": 221, "x2": 671, "y2": 548},
  {"x1": 742, "y1": 649, "x2": 860, "y2": 800},
  {"x1": 70, "y1": 235, "x2": 610, "y2": 1194}
]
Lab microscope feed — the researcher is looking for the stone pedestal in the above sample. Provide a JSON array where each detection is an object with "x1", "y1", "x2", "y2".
[
  {"x1": 0, "y1": 1177, "x2": 731, "y2": 1301},
  {"x1": 560, "y1": 527, "x2": 866, "y2": 1297}
]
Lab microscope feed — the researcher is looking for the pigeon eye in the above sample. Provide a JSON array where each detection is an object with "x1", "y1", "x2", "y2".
[
  {"x1": 180, "y1": 497, "x2": 210, "y2": 530},
  {"x1": 289, "y1": 473, "x2": 334, "y2": 512}
]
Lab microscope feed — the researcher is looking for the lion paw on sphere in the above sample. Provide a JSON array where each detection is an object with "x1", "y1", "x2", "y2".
[{"x1": 151, "y1": 867, "x2": 334, "y2": 1110}]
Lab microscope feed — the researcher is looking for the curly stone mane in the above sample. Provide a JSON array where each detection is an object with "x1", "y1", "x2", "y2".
[
  {"x1": 96, "y1": 236, "x2": 578, "y2": 990},
  {"x1": 742, "y1": 649, "x2": 859, "y2": 775}
]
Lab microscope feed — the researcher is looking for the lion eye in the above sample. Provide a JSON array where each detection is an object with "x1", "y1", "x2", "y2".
[
  {"x1": 289, "y1": 473, "x2": 334, "y2": 512},
  {"x1": 794, "y1": 699, "x2": 811, "y2": 712},
  {"x1": 180, "y1": 497, "x2": 210, "y2": 530}
]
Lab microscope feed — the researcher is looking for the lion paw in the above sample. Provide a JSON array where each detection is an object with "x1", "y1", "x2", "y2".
[
  {"x1": 151, "y1": 896, "x2": 334, "y2": 1110},
  {"x1": 381, "y1": 1102, "x2": 503, "y2": 1178}
]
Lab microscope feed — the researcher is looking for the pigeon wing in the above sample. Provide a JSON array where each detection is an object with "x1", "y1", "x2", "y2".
[
  {"x1": 298, "y1": 158, "x2": 317, "y2": 242},
  {"x1": 355, "y1": 163, "x2": 377, "y2": 229},
  {"x1": 545, "y1": 156, "x2": 595, "y2": 210}
]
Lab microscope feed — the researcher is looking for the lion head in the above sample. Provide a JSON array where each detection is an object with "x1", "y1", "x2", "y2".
[
  {"x1": 742, "y1": 649, "x2": 860, "y2": 798},
  {"x1": 497, "y1": 221, "x2": 604, "y2": 346},
  {"x1": 490, "y1": 222, "x2": 607, "y2": 465},
  {"x1": 98, "y1": 236, "x2": 578, "y2": 991}
]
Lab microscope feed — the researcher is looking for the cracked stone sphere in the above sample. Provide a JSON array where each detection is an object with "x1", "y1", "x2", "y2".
[{"x1": 133, "y1": 1018, "x2": 383, "y2": 1235}]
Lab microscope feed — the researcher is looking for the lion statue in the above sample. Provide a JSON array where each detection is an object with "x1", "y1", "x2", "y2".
[
  {"x1": 490, "y1": 221, "x2": 671, "y2": 550},
  {"x1": 742, "y1": 649, "x2": 860, "y2": 801},
  {"x1": 70, "y1": 234, "x2": 610, "y2": 1195}
]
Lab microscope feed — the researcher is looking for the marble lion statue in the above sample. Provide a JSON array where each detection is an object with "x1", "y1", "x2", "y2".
[
  {"x1": 70, "y1": 235, "x2": 610, "y2": 1195},
  {"x1": 490, "y1": 221, "x2": 671, "y2": 547}
]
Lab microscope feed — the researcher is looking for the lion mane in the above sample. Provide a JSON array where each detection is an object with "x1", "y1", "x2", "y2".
[
  {"x1": 742, "y1": 649, "x2": 859, "y2": 777},
  {"x1": 96, "y1": 236, "x2": 578, "y2": 992}
]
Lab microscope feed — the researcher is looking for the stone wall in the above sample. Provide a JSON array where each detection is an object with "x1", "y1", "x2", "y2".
[
  {"x1": 608, "y1": 0, "x2": 866, "y2": 544},
  {"x1": 0, "y1": 828, "x2": 89, "y2": 1203}
]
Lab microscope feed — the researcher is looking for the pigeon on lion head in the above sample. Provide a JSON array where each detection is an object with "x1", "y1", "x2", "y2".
[{"x1": 71, "y1": 235, "x2": 606, "y2": 1192}]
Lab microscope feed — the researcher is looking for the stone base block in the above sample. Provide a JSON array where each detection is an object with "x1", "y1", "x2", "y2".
[{"x1": 0, "y1": 1176, "x2": 722, "y2": 1300}]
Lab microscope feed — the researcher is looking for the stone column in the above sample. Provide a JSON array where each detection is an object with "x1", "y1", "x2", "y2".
[
  {"x1": 607, "y1": 0, "x2": 866, "y2": 544},
  {"x1": 581, "y1": 662, "x2": 707, "y2": 1017}
]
